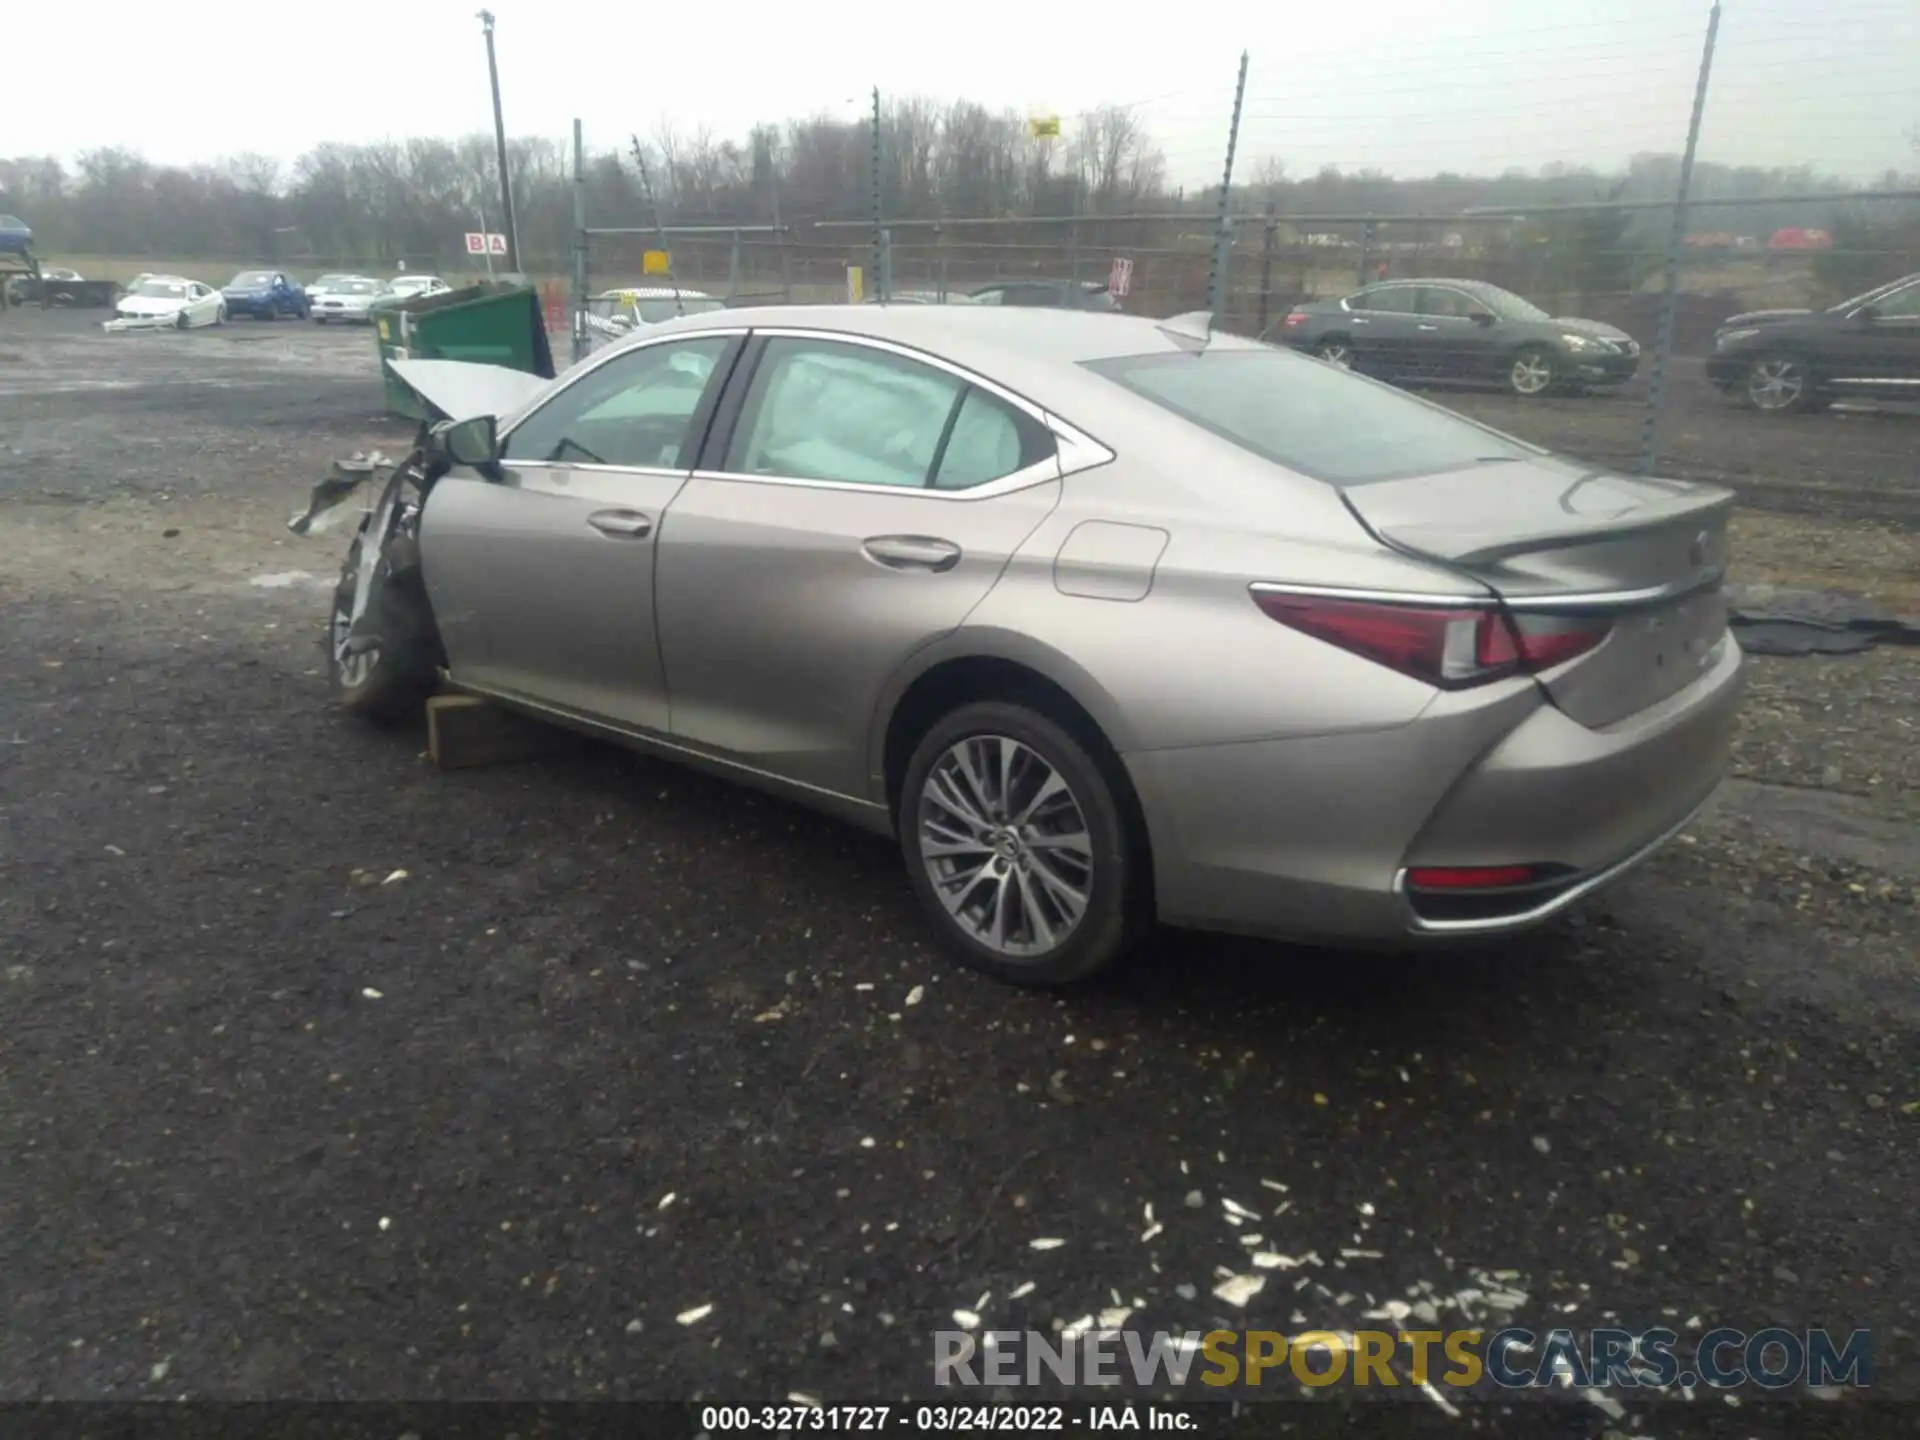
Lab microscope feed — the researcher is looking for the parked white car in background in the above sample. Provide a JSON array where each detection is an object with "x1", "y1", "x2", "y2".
[
  {"x1": 380, "y1": 275, "x2": 453, "y2": 303},
  {"x1": 104, "y1": 275, "x2": 226, "y2": 331},
  {"x1": 311, "y1": 276, "x2": 384, "y2": 324},
  {"x1": 308, "y1": 273, "x2": 358, "y2": 299}
]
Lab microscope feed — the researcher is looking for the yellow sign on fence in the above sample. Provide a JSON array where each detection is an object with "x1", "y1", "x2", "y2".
[
  {"x1": 642, "y1": 249, "x2": 672, "y2": 276},
  {"x1": 846, "y1": 266, "x2": 864, "y2": 304}
]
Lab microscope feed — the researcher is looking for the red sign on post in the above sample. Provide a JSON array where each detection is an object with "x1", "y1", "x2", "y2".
[
  {"x1": 1108, "y1": 255, "x2": 1134, "y2": 298},
  {"x1": 463, "y1": 232, "x2": 508, "y2": 255}
]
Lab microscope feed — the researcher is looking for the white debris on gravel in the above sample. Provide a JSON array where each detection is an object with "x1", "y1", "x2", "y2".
[
  {"x1": 360, "y1": 987, "x2": 383, "y2": 1000},
  {"x1": 1141, "y1": 1222, "x2": 1164, "y2": 1242},
  {"x1": 1009, "y1": 1282, "x2": 1036, "y2": 1300},
  {"x1": 1222, "y1": 1197, "x2": 1260, "y2": 1220},
  {"x1": 675, "y1": 1303, "x2": 713, "y2": 1326},
  {"x1": 1212, "y1": 1274, "x2": 1265, "y2": 1307},
  {"x1": 1260, "y1": 1179, "x2": 1288, "y2": 1193},
  {"x1": 377, "y1": 1216, "x2": 391, "y2": 1231},
  {"x1": 1029, "y1": 1237, "x2": 1066, "y2": 1251},
  {"x1": 788, "y1": 1393, "x2": 822, "y2": 1408},
  {"x1": 1418, "y1": 1380, "x2": 1461, "y2": 1417},
  {"x1": 658, "y1": 1192, "x2": 677, "y2": 1210},
  {"x1": 952, "y1": 1309, "x2": 981, "y2": 1329},
  {"x1": 905, "y1": 985, "x2": 924, "y2": 1006}
]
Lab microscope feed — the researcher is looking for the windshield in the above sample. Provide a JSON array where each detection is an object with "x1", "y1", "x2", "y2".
[
  {"x1": 633, "y1": 297, "x2": 724, "y2": 324},
  {"x1": 0, "y1": 215, "x2": 24, "y2": 228},
  {"x1": 391, "y1": 277, "x2": 436, "y2": 292},
  {"x1": 1084, "y1": 346, "x2": 1537, "y2": 485},
  {"x1": 1831, "y1": 275, "x2": 1914, "y2": 312},
  {"x1": 132, "y1": 279, "x2": 189, "y2": 299},
  {"x1": 231, "y1": 271, "x2": 274, "y2": 287},
  {"x1": 337, "y1": 279, "x2": 379, "y2": 294},
  {"x1": 1475, "y1": 286, "x2": 1550, "y2": 322}
]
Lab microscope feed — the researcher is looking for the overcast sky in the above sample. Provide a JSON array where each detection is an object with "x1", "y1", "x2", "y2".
[{"x1": 7, "y1": 0, "x2": 1914, "y2": 183}]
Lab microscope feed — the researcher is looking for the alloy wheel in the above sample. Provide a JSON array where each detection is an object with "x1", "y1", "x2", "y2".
[
  {"x1": 1510, "y1": 352, "x2": 1554, "y2": 395},
  {"x1": 916, "y1": 734, "x2": 1093, "y2": 959},
  {"x1": 1315, "y1": 341, "x2": 1352, "y2": 368},
  {"x1": 1747, "y1": 358, "x2": 1804, "y2": 412}
]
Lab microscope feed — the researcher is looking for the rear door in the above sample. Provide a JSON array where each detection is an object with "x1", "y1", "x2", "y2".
[
  {"x1": 654, "y1": 330, "x2": 1063, "y2": 800},
  {"x1": 1345, "y1": 284, "x2": 1423, "y2": 377},
  {"x1": 1342, "y1": 457, "x2": 1734, "y2": 727}
]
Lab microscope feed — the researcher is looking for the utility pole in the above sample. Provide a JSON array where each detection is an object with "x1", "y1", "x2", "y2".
[{"x1": 476, "y1": 9, "x2": 521, "y2": 274}]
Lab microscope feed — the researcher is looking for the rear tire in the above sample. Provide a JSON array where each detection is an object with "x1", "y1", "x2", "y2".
[
  {"x1": 899, "y1": 701, "x2": 1147, "y2": 987},
  {"x1": 173, "y1": 311, "x2": 189, "y2": 330},
  {"x1": 330, "y1": 533, "x2": 440, "y2": 724},
  {"x1": 1312, "y1": 335, "x2": 1353, "y2": 368}
]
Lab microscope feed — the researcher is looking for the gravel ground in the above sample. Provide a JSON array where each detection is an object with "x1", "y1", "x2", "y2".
[{"x1": 1, "y1": 310, "x2": 1916, "y2": 1431}]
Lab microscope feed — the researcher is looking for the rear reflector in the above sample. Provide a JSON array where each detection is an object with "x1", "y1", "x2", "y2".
[
  {"x1": 1405, "y1": 865, "x2": 1543, "y2": 890},
  {"x1": 1252, "y1": 590, "x2": 1611, "y2": 689}
]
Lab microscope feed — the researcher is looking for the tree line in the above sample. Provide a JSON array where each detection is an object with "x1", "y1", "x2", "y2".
[{"x1": 2, "y1": 96, "x2": 1914, "y2": 270}]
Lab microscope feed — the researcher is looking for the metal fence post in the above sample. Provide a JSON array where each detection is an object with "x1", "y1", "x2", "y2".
[
  {"x1": 1205, "y1": 50, "x2": 1251, "y2": 327},
  {"x1": 880, "y1": 229, "x2": 894, "y2": 303},
  {"x1": 869, "y1": 87, "x2": 884, "y2": 294},
  {"x1": 1638, "y1": 2, "x2": 1722, "y2": 477},
  {"x1": 570, "y1": 117, "x2": 588, "y2": 364},
  {"x1": 726, "y1": 229, "x2": 741, "y2": 303},
  {"x1": 1257, "y1": 201, "x2": 1277, "y2": 335},
  {"x1": 778, "y1": 227, "x2": 792, "y2": 304},
  {"x1": 1357, "y1": 220, "x2": 1374, "y2": 287}
]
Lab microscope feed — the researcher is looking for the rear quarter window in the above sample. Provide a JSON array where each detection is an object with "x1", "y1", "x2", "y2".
[{"x1": 1083, "y1": 348, "x2": 1539, "y2": 485}]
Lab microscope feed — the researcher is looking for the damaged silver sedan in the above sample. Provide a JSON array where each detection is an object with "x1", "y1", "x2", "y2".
[{"x1": 298, "y1": 306, "x2": 1743, "y2": 986}]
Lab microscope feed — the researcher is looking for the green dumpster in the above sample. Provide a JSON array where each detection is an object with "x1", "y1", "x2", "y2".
[{"x1": 372, "y1": 281, "x2": 556, "y2": 420}]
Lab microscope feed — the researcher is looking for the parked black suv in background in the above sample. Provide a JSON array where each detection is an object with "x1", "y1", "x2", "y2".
[
  {"x1": 1706, "y1": 272, "x2": 1920, "y2": 413},
  {"x1": 1268, "y1": 278, "x2": 1640, "y2": 397},
  {"x1": 969, "y1": 279, "x2": 1120, "y2": 311}
]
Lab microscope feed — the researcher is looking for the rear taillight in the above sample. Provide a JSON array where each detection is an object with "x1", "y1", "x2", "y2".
[
  {"x1": 1251, "y1": 591, "x2": 1610, "y2": 689},
  {"x1": 1283, "y1": 309, "x2": 1309, "y2": 327},
  {"x1": 1404, "y1": 865, "x2": 1544, "y2": 890}
]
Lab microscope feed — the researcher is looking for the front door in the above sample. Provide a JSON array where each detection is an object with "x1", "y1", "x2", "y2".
[
  {"x1": 1843, "y1": 279, "x2": 1920, "y2": 394},
  {"x1": 419, "y1": 332, "x2": 742, "y2": 731},
  {"x1": 655, "y1": 332, "x2": 1062, "y2": 800},
  {"x1": 1415, "y1": 284, "x2": 1502, "y2": 384}
]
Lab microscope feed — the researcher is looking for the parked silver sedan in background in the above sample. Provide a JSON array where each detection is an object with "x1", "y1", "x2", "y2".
[
  {"x1": 311, "y1": 276, "x2": 383, "y2": 324},
  {"x1": 326, "y1": 306, "x2": 1743, "y2": 986}
]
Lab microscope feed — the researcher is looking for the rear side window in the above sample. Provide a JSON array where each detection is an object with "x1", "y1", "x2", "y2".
[{"x1": 1083, "y1": 348, "x2": 1536, "y2": 485}]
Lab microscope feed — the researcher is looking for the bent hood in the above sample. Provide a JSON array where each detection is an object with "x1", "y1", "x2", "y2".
[
  {"x1": 386, "y1": 357, "x2": 551, "y2": 422},
  {"x1": 1718, "y1": 307, "x2": 1813, "y2": 329}
]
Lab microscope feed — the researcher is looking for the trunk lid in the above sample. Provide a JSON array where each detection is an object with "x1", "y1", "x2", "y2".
[{"x1": 1342, "y1": 457, "x2": 1734, "y2": 727}]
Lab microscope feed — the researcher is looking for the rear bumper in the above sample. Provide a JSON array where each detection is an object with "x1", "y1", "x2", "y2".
[{"x1": 1125, "y1": 635, "x2": 1743, "y2": 946}]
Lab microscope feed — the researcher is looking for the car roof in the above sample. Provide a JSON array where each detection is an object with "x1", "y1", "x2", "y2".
[{"x1": 597, "y1": 304, "x2": 1260, "y2": 412}]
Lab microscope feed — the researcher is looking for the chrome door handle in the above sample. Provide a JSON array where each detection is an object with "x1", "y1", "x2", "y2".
[
  {"x1": 1350, "y1": 317, "x2": 1369, "y2": 325},
  {"x1": 1417, "y1": 324, "x2": 1439, "y2": 331},
  {"x1": 587, "y1": 509, "x2": 653, "y2": 539},
  {"x1": 862, "y1": 535, "x2": 961, "y2": 572}
]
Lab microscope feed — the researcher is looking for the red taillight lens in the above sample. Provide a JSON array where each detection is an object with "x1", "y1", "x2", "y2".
[
  {"x1": 1283, "y1": 310, "x2": 1309, "y2": 327},
  {"x1": 1405, "y1": 864, "x2": 1544, "y2": 890},
  {"x1": 1252, "y1": 591, "x2": 1611, "y2": 689}
]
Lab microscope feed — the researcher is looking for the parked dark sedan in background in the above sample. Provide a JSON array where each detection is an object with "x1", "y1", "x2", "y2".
[
  {"x1": 1707, "y1": 272, "x2": 1920, "y2": 413},
  {"x1": 1269, "y1": 279, "x2": 1640, "y2": 397},
  {"x1": 220, "y1": 269, "x2": 310, "y2": 321},
  {"x1": 969, "y1": 278, "x2": 1120, "y2": 311}
]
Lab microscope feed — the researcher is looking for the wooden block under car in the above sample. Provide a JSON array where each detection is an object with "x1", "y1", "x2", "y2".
[{"x1": 426, "y1": 693, "x2": 560, "y2": 771}]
